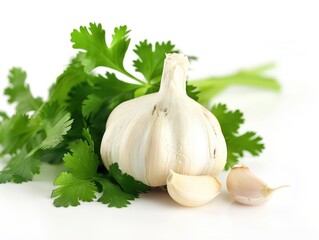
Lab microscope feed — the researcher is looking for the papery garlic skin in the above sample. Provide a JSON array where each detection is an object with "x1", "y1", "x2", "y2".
[
  {"x1": 100, "y1": 54, "x2": 227, "y2": 186},
  {"x1": 226, "y1": 165, "x2": 287, "y2": 205},
  {"x1": 167, "y1": 170, "x2": 221, "y2": 207}
]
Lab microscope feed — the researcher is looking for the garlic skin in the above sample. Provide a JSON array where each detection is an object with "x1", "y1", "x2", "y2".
[
  {"x1": 226, "y1": 165, "x2": 287, "y2": 205},
  {"x1": 100, "y1": 53, "x2": 227, "y2": 186},
  {"x1": 167, "y1": 170, "x2": 221, "y2": 207}
]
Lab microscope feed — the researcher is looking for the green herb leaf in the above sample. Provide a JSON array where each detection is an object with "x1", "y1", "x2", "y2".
[
  {"x1": 4, "y1": 68, "x2": 43, "y2": 114},
  {"x1": 51, "y1": 172, "x2": 97, "y2": 207},
  {"x1": 51, "y1": 130, "x2": 99, "y2": 207},
  {"x1": 186, "y1": 83, "x2": 199, "y2": 101},
  {"x1": 0, "y1": 114, "x2": 37, "y2": 155},
  {"x1": 211, "y1": 103, "x2": 244, "y2": 136},
  {"x1": 133, "y1": 40, "x2": 177, "y2": 82},
  {"x1": 97, "y1": 179, "x2": 135, "y2": 208},
  {"x1": 0, "y1": 111, "x2": 8, "y2": 120},
  {"x1": 63, "y1": 130, "x2": 99, "y2": 180},
  {"x1": 82, "y1": 73, "x2": 140, "y2": 118},
  {"x1": 212, "y1": 103, "x2": 264, "y2": 169},
  {"x1": 51, "y1": 129, "x2": 146, "y2": 207},
  {"x1": 71, "y1": 23, "x2": 131, "y2": 76},
  {"x1": 0, "y1": 148, "x2": 40, "y2": 183},
  {"x1": 109, "y1": 163, "x2": 150, "y2": 196},
  {"x1": 50, "y1": 55, "x2": 92, "y2": 104},
  {"x1": 38, "y1": 101, "x2": 73, "y2": 149}
]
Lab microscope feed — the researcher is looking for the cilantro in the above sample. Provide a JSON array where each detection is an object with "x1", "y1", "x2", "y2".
[
  {"x1": 63, "y1": 130, "x2": 99, "y2": 179},
  {"x1": 97, "y1": 179, "x2": 135, "y2": 208},
  {"x1": 190, "y1": 64, "x2": 280, "y2": 106},
  {"x1": 109, "y1": 163, "x2": 149, "y2": 196},
  {"x1": 71, "y1": 23, "x2": 138, "y2": 82},
  {"x1": 4, "y1": 68, "x2": 43, "y2": 114},
  {"x1": 81, "y1": 73, "x2": 140, "y2": 119},
  {"x1": 133, "y1": 40, "x2": 177, "y2": 83},
  {"x1": 51, "y1": 129, "x2": 148, "y2": 207},
  {"x1": 96, "y1": 163, "x2": 149, "y2": 208},
  {"x1": 0, "y1": 148, "x2": 40, "y2": 183},
  {"x1": 51, "y1": 129, "x2": 99, "y2": 207},
  {"x1": 51, "y1": 172, "x2": 98, "y2": 207},
  {"x1": 0, "y1": 22, "x2": 279, "y2": 207},
  {"x1": 0, "y1": 111, "x2": 8, "y2": 120},
  {"x1": 0, "y1": 94, "x2": 73, "y2": 181},
  {"x1": 50, "y1": 55, "x2": 92, "y2": 104},
  {"x1": 0, "y1": 114, "x2": 37, "y2": 155},
  {"x1": 38, "y1": 102, "x2": 73, "y2": 149},
  {"x1": 212, "y1": 104, "x2": 264, "y2": 169}
]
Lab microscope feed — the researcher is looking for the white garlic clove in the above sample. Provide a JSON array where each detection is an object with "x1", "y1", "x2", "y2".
[
  {"x1": 226, "y1": 165, "x2": 288, "y2": 205},
  {"x1": 166, "y1": 170, "x2": 221, "y2": 207}
]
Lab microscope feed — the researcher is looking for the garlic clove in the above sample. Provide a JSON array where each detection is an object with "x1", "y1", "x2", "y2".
[
  {"x1": 167, "y1": 170, "x2": 221, "y2": 207},
  {"x1": 226, "y1": 165, "x2": 288, "y2": 205}
]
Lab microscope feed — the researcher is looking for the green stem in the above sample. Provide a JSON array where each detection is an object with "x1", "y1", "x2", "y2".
[
  {"x1": 121, "y1": 69, "x2": 145, "y2": 85},
  {"x1": 192, "y1": 74, "x2": 280, "y2": 91},
  {"x1": 189, "y1": 64, "x2": 280, "y2": 105}
]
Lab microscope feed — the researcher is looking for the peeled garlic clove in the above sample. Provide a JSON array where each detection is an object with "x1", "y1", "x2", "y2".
[
  {"x1": 167, "y1": 170, "x2": 221, "y2": 207},
  {"x1": 226, "y1": 165, "x2": 288, "y2": 205}
]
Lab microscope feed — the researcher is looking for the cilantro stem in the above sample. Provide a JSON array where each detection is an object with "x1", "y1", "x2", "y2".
[
  {"x1": 122, "y1": 70, "x2": 145, "y2": 85},
  {"x1": 192, "y1": 74, "x2": 280, "y2": 91},
  {"x1": 189, "y1": 64, "x2": 280, "y2": 105}
]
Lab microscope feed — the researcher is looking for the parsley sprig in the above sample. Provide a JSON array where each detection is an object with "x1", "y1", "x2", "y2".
[{"x1": 0, "y1": 23, "x2": 279, "y2": 207}]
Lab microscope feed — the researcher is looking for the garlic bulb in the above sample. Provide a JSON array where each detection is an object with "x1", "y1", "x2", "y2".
[
  {"x1": 226, "y1": 165, "x2": 288, "y2": 205},
  {"x1": 167, "y1": 170, "x2": 221, "y2": 207},
  {"x1": 100, "y1": 53, "x2": 227, "y2": 186}
]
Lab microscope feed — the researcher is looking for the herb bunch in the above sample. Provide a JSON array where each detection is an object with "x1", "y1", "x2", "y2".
[{"x1": 0, "y1": 23, "x2": 279, "y2": 207}]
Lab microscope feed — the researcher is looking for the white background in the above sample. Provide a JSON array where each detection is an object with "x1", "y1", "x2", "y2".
[{"x1": 0, "y1": 0, "x2": 318, "y2": 239}]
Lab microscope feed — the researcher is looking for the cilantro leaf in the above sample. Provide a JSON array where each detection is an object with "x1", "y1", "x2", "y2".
[
  {"x1": 0, "y1": 103, "x2": 73, "y2": 182},
  {"x1": 50, "y1": 54, "x2": 92, "y2": 104},
  {"x1": 51, "y1": 129, "x2": 100, "y2": 207},
  {"x1": 238, "y1": 132, "x2": 264, "y2": 156},
  {"x1": 226, "y1": 131, "x2": 264, "y2": 168},
  {"x1": 63, "y1": 82, "x2": 93, "y2": 141},
  {"x1": 0, "y1": 111, "x2": 8, "y2": 120},
  {"x1": 186, "y1": 83, "x2": 199, "y2": 101},
  {"x1": 38, "y1": 144, "x2": 68, "y2": 164},
  {"x1": 4, "y1": 68, "x2": 43, "y2": 114},
  {"x1": 51, "y1": 130, "x2": 145, "y2": 208},
  {"x1": 82, "y1": 73, "x2": 140, "y2": 119},
  {"x1": 0, "y1": 101, "x2": 73, "y2": 182},
  {"x1": 71, "y1": 23, "x2": 133, "y2": 78},
  {"x1": 212, "y1": 103, "x2": 264, "y2": 169},
  {"x1": 97, "y1": 179, "x2": 135, "y2": 208},
  {"x1": 133, "y1": 40, "x2": 177, "y2": 82},
  {"x1": 0, "y1": 148, "x2": 40, "y2": 183},
  {"x1": 0, "y1": 114, "x2": 38, "y2": 155},
  {"x1": 96, "y1": 163, "x2": 149, "y2": 208},
  {"x1": 211, "y1": 103, "x2": 244, "y2": 136},
  {"x1": 51, "y1": 172, "x2": 97, "y2": 207},
  {"x1": 38, "y1": 101, "x2": 73, "y2": 149},
  {"x1": 0, "y1": 112, "x2": 8, "y2": 144},
  {"x1": 109, "y1": 163, "x2": 150, "y2": 196},
  {"x1": 63, "y1": 130, "x2": 99, "y2": 180}
]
